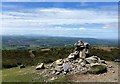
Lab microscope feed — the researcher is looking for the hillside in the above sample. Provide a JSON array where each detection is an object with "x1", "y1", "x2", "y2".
[
  {"x1": 2, "y1": 47, "x2": 120, "y2": 68},
  {"x1": 2, "y1": 35, "x2": 118, "y2": 50},
  {"x1": 2, "y1": 61, "x2": 119, "y2": 82},
  {"x1": 2, "y1": 36, "x2": 119, "y2": 83}
]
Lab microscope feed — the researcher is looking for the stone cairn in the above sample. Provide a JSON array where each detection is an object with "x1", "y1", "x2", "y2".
[{"x1": 36, "y1": 41, "x2": 107, "y2": 76}]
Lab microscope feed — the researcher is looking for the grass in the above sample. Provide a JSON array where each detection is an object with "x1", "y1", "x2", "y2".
[
  {"x1": 53, "y1": 75, "x2": 71, "y2": 82},
  {"x1": 2, "y1": 62, "x2": 118, "y2": 82},
  {"x1": 89, "y1": 65, "x2": 107, "y2": 74},
  {"x1": 2, "y1": 66, "x2": 41, "y2": 82},
  {"x1": 2, "y1": 65, "x2": 71, "y2": 82},
  {"x1": 0, "y1": 70, "x2": 2, "y2": 84}
]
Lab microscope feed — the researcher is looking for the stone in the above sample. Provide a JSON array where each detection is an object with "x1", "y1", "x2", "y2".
[
  {"x1": 63, "y1": 63, "x2": 70, "y2": 72},
  {"x1": 35, "y1": 41, "x2": 108, "y2": 77},
  {"x1": 50, "y1": 77, "x2": 56, "y2": 81},
  {"x1": 80, "y1": 67, "x2": 88, "y2": 74},
  {"x1": 20, "y1": 64, "x2": 25, "y2": 68},
  {"x1": 55, "y1": 66, "x2": 63, "y2": 71},
  {"x1": 68, "y1": 53, "x2": 75, "y2": 59},
  {"x1": 36, "y1": 63, "x2": 45, "y2": 70},
  {"x1": 85, "y1": 56, "x2": 99, "y2": 64},
  {"x1": 56, "y1": 72, "x2": 60, "y2": 75},
  {"x1": 80, "y1": 60, "x2": 86, "y2": 67},
  {"x1": 84, "y1": 42, "x2": 89, "y2": 46},
  {"x1": 55, "y1": 59, "x2": 63, "y2": 65},
  {"x1": 73, "y1": 51, "x2": 79, "y2": 55},
  {"x1": 90, "y1": 63, "x2": 100, "y2": 67},
  {"x1": 108, "y1": 65, "x2": 113, "y2": 68},
  {"x1": 112, "y1": 71, "x2": 115, "y2": 73},
  {"x1": 52, "y1": 70, "x2": 56, "y2": 74},
  {"x1": 49, "y1": 63, "x2": 53, "y2": 67},
  {"x1": 64, "y1": 58, "x2": 69, "y2": 62},
  {"x1": 99, "y1": 60, "x2": 106, "y2": 64},
  {"x1": 64, "y1": 72, "x2": 67, "y2": 75}
]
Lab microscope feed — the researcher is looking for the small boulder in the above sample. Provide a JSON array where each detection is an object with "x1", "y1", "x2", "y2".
[
  {"x1": 55, "y1": 59, "x2": 63, "y2": 65},
  {"x1": 73, "y1": 51, "x2": 79, "y2": 55},
  {"x1": 68, "y1": 53, "x2": 75, "y2": 59},
  {"x1": 112, "y1": 71, "x2": 115, "y2": 73},
  {"x1": 55, "y1": 66, "x2": 63, "y2": 72},
  {"x1": 99, "y1": 60, "x2": 106, "y2": 64},
  {"x1": 36, "y1": 63, "x2": 45, "y2": 70},
  {"x1": 108, "y1": 65, "x2": 113, "y2": 68},
  {"x1": 52, "y1": 70, "x2": 56, "y2": 74},
  {"x1": 85, "y1": 56, "x2": 99, "y2": 64},
  {"x1": 20, "y1": 64, "x2": 25, "y2": 69},
  {"x1": 55, "y1": 72, "x2": 60, "y2": 75},
  {"x1": 80, "y1": 60, "x2": 86, "y2": 67},
  {"x1": 63, "y1": 63, "x2": 70, "y2": 72}
]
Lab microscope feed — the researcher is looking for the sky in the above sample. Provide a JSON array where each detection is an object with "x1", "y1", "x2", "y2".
[{"x1": 1, "y1": 2, "x2": 118, "y2": 39}]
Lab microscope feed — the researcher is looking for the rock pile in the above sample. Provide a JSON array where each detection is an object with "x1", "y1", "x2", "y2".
[{"x1": 36, "y1": 41, "x2": 107, "y2": 76}]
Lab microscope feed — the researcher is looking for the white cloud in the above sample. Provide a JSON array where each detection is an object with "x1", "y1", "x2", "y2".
[
  {"x1": 2, "y1": 8, "x2": 117, "y2": 27},
  {"x1": 79, "y1": 27, "x2": 86, "y2": 30},
  {"x1": 2, "y1": 7, "x2": 118, "y2": 39}
]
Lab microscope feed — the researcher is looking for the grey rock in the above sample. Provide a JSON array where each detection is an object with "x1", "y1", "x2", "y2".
[
  {"x1": 68, "y1": 53, "x2": 75, "y2": 59},
  {"x1": 80, "y1": 60, "x2": 86, "y2": 67},
  {"x1": 63, "y1": 63, "x2": 70, "y2": 72},
  {"x1": 99, "y1": 60, "x2": 106, "y2": 64},
  {"x1": 73, "y1": 51, "x2": 79, "y2": 55},
  {"x1": 35, "y1": 41, "x2": 108, "y2": 77},
  {"x1": 36, "y1": 63, "x2": 44, "y2": 70},
  {"x1": 108, "y1": 65, "x2": 113, "y2": 68},
  {"x1": 85, "y1": 56, "x2": 99, "y2": 64},
  {"x1": 56, "y1": 72, "x2": 60, "y2": 75},
  {"x1": 55, "y1": 66, "x2": 63, "y2": 71},
  {"x1": 20, "y1": 64, "x2": 25, "y2": 68},
  {"x1": 55, "y1": 59, "x2": 63, "y2": 65},
  {"x1": 52, "y1": 70, "x2": 56, "y2": 74},
  {"x1": 112, "y1": 71, "x2": 115, "y2": 73}
]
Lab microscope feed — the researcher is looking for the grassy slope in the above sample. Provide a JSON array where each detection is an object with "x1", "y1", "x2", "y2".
[
  {"x1": 2, "y1": 66, "x2": 40, "y2": 82},
  {"x1": 2, "y1": 65, "x2": 71, "y2": 82},
  {"x1": 2, "y1": 62, "x2": 119, "y2": 82}
]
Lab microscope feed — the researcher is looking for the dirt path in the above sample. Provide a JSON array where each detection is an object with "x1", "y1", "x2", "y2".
[{"x1": 70, "y1": 61, "x2": 118, "y2": 82}]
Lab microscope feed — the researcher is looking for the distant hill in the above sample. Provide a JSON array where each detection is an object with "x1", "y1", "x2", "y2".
[{"x1": 2, "y1": 35, "x2": 118, "y2": 50}]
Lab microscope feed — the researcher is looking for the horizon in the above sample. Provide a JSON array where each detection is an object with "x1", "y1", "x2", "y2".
[
  {"x1": 2, "y1": 2, "x2": 118, "y2": 39},
  {"x1": 1, "y1": 34, "x2": 118, "y2": 40}
]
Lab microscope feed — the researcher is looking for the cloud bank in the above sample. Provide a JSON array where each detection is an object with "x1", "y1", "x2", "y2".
[{"x1": 1, "y1": 2, "x2": 118, "y2": 39}]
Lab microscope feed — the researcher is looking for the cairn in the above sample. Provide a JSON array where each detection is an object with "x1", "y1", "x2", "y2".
[{"x1": 36, "y1": 41, "x2": 107, "y2": 77}]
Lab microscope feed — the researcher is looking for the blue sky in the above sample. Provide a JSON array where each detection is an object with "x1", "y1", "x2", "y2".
[{"x1": 2, "y1": 2, "x2": 118, "y2": 39}]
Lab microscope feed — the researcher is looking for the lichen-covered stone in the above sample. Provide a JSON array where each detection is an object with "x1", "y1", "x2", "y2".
[{"x1": 89, "y1": 64, "x2": 107, "y2": 74}]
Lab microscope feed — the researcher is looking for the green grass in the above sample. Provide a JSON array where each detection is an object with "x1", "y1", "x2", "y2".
[
  {"x1": 2, "y1": 66, "x2": 41, "y2": 82},
  {"x1": 2, "y1": 65, "x2": 72, "y2": 82},
  {"x1": 0, "y1": 70, "x2": 2, "y2": 84},
  {"x1": 52, "y1": 75, "x2": 71, "y2": 82},
  {"x1": 89, "y1": 65, "x2": 107, "y2": 74}
]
